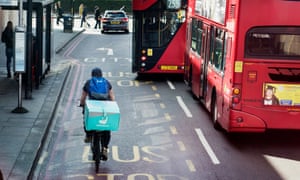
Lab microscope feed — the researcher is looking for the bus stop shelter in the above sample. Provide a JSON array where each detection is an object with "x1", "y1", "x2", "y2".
[{"x1": 1, "y1": 0, "x2": 54, "y2": 98}]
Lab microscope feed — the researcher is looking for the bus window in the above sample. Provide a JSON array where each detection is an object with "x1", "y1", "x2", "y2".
[
  {"x1": 190, "y1": 19, "x2": 203, "y2": 56},
  {"x1": 142, "y1": 6, "x2": 185, "y2": 47},
  {"x1": 245, "y1": 27, "x2": 300, "y2": 58},
  {"x1": 210, "y1": 27, "x2": 225, "y2": 71},
  {"x1": 191, "y1": 19, "x2": 198, "y2": 51}
]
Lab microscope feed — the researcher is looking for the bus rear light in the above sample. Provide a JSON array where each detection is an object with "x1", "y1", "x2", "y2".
[
  {"x1": 141, "y1": 56, "x2": 147, "y2": 61},
  {"x1": 233, "y1": 88, "x2": 240, "y2": 95},
  {"x1": 232, "y1": 97, "x2": 240, "y2": 104},
  {"x1": 141, "y1": 49, "x2": 147, "y2": 54},
  {"x1": 141, "y1": 62, "x2": 146, "y2": 67}
]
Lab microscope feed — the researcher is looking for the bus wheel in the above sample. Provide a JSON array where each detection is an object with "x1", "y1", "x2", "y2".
[
  {"x1": 189, "y1": 68, "x2": 198, "y2": 100},
  {"x1": 211, "y1": 94, "x2": 222, "y2": 131}
]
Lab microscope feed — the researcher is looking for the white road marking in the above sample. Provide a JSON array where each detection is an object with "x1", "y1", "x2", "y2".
[
  {"x1": 97, "y1": 47, "x2": 114, "y2": 55},
  {"x1": 107, "y1": 48, "x2": 113, "y2": 55},
  {"x1": 195, "y1": 128, "x2": 220, "y2": 165},
  {"x1": 264, "y1": 155, "x2": 300, "y2": 180},
  {"x1": 167, "y1": 80, "x2": 176, "y2": 90},
  {"x1": 176, "y1": 96, "x2": 193, "y2": 118}
]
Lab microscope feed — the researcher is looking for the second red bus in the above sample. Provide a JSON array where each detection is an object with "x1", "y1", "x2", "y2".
[
  {"x1": 185, "y1": 0, "x2": 300, "y2": 132},
  {"x1": 132, "y1": 0, "x2": 187, "y2": 74}
]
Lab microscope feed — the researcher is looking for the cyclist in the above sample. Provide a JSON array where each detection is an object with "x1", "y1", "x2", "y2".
[{"x1": 80, "y1": 67, "x2": 115, "y2": 161}]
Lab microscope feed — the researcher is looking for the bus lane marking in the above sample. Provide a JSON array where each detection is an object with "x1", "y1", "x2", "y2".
[
  {"x1": 97, "y1": 47, "x2": 113, "y2": 55},
  {"x1": 84, "y1": 58, "x2": 97, "y2": 62},
  {"x1": 177, "y1": 141, "x2": 186, "y2": 151},
  {"x1": 176, "y1": 96, "x2": 193, "y2": 118},
  {"x1": 170, "y1": 126, "x2": 178, "y2": 135},
  {"x1": 152, "y1": 85, "x2": 157, "y2": 91},
  {"x1": 160, "y1": 103, "x2": 166, "y2": 109},
  {"x1": 195, "y1": 128, "x2": 220, "y2": 165},
  {"x1": 164, "y1": 113, "x2": 171, "y2": 121},
  {"x1": 82, "y1": 146, "x2": 93, "y2": 163},
  {"x1": 167, "y1": 80, "x2": 176, "y2": 90},
  {"x1": 95, "y1": 174, "x2": 188, "y2": 180},
  {"x1": 186, "y1": 160, "x2": 196, "y2": 172}
]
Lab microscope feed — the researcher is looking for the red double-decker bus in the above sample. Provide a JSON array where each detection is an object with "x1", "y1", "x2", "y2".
[
  {"x1": 132, "y1": 0, "x2": 187, "y2": 74},
  {"x1": 185, "y1": 0, "x2": 300, "y2": 132}
]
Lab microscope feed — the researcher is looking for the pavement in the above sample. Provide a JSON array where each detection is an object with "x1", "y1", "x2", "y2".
[{"x1": 0, "y1": 17, "x2": 88, "y2": 180}]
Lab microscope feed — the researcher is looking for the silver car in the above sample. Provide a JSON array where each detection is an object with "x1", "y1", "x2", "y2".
[{"x1": 101, "y1": 10, "x2": 129, "y2": 33}]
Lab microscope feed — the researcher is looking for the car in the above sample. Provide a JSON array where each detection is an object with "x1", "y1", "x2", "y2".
[{"x1": 101, "y1": 10, "x2": 129, "y2": 33}]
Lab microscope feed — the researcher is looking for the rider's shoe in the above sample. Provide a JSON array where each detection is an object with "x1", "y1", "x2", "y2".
[{"x1": 101, "y1": 147, "x2": 108, "y2": 161}]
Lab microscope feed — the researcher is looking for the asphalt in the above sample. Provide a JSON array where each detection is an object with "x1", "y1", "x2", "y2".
[{"x1": 0, "y1": 17, "x2": 87, "y2": 180}]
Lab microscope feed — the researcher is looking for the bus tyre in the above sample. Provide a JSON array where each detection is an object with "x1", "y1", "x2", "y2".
[
  {"x1": 189, "y1": 68, "x2": 198, "y2": 100},
  {"x1": 211, "y1": 94, "x2": 222, "y2": 131}
]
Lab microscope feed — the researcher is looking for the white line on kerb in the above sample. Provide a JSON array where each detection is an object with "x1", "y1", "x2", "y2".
[
  {"x1": 176, "y1": 96, "x2": 193, "y2": 118},
  {"x1": 167, "y1": 80, "x2": 176, "y2": 90},
  {"x1": 195, "y1": 128, "x2": 220, "y2": 165}
]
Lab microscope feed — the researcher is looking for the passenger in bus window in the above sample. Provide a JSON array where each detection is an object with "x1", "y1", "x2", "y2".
[{"x1": 263, "y1": 85, "x2": 279, "y2": 105}]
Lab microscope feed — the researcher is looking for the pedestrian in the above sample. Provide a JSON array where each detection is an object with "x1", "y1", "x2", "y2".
[
  {"x1": 94, "y1": 6, "x2": 101, "y2": 29},
  {"x1": 80, "y1": 4, "x2": 90, "y2": 28},
  {"x1": 79, "y1": 3, "x2": 84, "y2": 18},
  {"x1": 56, "y1": 1, "x2": 63, "y2": 25},
  {"x1": 79, "y1": 67, "x2": 115, "y2": 160},
  {"x1": 1, "y1": 21, "x2": 14, "y2": 78}
]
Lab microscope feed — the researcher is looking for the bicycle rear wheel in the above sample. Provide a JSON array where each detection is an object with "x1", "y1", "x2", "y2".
[{"x1": 91, "y1": 132, "x2": 101, "y2": 173}]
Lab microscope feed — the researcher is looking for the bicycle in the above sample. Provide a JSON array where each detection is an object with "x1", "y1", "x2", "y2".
[
  {"x1": 89, "y1": 131, "x2": 108, "y2": 173},
  {"x1": 80, "y1": 100, "x2": 119, "y2": 173},
  {"x1": 80, "y1": 105, "x2": 106, "y2": 173}
]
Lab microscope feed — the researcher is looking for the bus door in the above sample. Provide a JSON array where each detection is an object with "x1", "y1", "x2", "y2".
[
  {"x1": 199, "y1": 24, "x2": 210, "y2": 99},
  {"x1": 207, "y1": 26, "x2": 226, "y2": 117}
]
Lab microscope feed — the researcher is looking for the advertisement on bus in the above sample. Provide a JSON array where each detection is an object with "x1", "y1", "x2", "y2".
[{"x1": 263, "y1": 83, "x2": 300, "y2": 106}]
